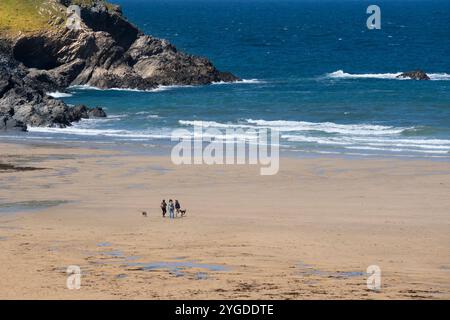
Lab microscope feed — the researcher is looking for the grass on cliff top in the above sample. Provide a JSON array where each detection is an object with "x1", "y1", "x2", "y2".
[
  {"x1": 0, "y1": 0, "x2": 62, "y2": 35},
  {"x1": 0, "y1": 0, "x2": 117, "y2": 36}
]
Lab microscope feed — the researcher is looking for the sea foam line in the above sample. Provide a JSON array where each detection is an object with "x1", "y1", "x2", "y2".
[
  {"x1": 46, "y1": 91, "x2": 73, "y2": 98},
  {"x1": 68, "y1": 84, "x2": 187, "y2": 93},
  {"x1": 326, "y1": 70, "x2": 450, "y2": 81},
  {"x1": 282, "y1": 134, "x2": 450, "y2": 150},
  {"x1": 26, "y1": 121, "x2": 450, "y2": 156},
  {"x1": 180, "y1": 119, "x2": 411, "y2": 136},
  {"x1": 27, "y1": 125, "x2": 258, "y2": 141},
  {"x1": 68, "y1": 79, "x2": 264, "y2": 93},
  {"x1": 28, "y1": 126, "x2": 171, "y2": 139},
  {"x1": 212, "y1": 79, "x2": 265, "y2": 85}
]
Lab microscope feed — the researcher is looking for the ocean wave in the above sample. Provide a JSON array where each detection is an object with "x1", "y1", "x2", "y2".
[
  {"x1": 179, "y1": 119, "x2": 410, "y2": 135},
  {"x1": 326, "y1": 70, "x2": 450, "y2": 81},
  {"x1": 246, "y1": 119, "x2": 410, "y2": 135},
  {"x1": 27, "y1": 125, "x2": 259, "y2": 142},
  {"x1": 69, "y1": 79, "x2": 264, "y2": 93},
  {"x1": 427, "y1": 73, "x2": 450, "y2": 81},
  {"x1": 72, "y1": 115, "x2": 125, "y2": 124},
  {"x1": 327, "y1": 70, "x2": 401, "y2": 79},
  {"x1": 28, "y1": 126, "x2": 171, "y2": 139},
  {"x1": 25, "y1": 117, "x2": 450, "y2": 157},
  {"x1": 179, "y1": 120, "x2": 250, "y2": 129},
  {"x1": 47, "y1": 91, "x2": 73, "y2": 98},
  {"x1": 69, "y1": 84, "x2": 190, "y2": 93},
  {"x1": 177, "y1": 119, "x2": 450, "y2": 155},
  {"x1": 212, "y1": 79, "x2": 265, "y2": 85},
  {"x1": 283, "y1": 134, "x2": 450, "y2": 151},
  {"x1": 346, "y1": 146, "x2": 449, "y2": 154}
]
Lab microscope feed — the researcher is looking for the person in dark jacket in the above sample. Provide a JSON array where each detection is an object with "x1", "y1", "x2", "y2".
[
  {"x1": 160, "y1": 199, "x2": 167, "y2": 217},
  {"x1": 175, "y1": 200, "x2": 181, "y2": 216}
]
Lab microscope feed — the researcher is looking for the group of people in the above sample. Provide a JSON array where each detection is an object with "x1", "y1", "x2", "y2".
[{"x1": 160, "y1": 199, "x2": 185, "y2": 219}]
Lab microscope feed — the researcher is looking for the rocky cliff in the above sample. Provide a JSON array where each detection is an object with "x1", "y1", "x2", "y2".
[
  {"x1": 1, "y1": 40, "x2": 106, "y2": 131},
  {"x1": 0, "y1": 0, "x2": 239, "y2": 131}
]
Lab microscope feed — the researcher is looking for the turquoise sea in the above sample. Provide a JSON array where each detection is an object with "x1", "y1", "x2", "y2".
[{"x1": 5, "y1": 0, "x2": 450, "y2": 158}]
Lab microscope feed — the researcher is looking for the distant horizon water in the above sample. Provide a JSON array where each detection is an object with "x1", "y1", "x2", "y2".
[{"x1": 2, "y1": 0, "x2": 450, "y2": 159}]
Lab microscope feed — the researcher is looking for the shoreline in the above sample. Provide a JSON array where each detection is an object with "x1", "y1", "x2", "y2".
[
  {"x1": 1, "y1": 141, "x2": 449, "y2": 299},
  {"x1": 1, "y1": 134, "x2": 450, "y2": 164}
]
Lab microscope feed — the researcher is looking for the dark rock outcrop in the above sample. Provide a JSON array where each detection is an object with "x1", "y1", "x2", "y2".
[
  {"x1": 67, "y1": 104, "x2": 106, "y2": 120},
  {"x1": 397, "y1": 70, "x2": 430, "y2": 80},
  {"x1": 0, "y1": 115, "x2": 27, "y2": 131},
  {"x1": 0, "y1": 41, "x2": 107, "y2": 130},
  {"x1": 88, "y1": 107, "x2": 107, "y2": 118}
]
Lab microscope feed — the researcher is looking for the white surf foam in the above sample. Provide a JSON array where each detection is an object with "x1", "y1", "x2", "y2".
[
  {"x1": 327, "y1": 70, "x2": 402, "y2": 80},
  {"x1": 179, "y1": 120, "x2": 251, "y2": 129},
  {"x1": 69, "y1": 79, "x2": 264, "y2": 93},
  {"x1": 180, "y1": 119, "x2": 410, "y2": 135},
  {"x1": 212, "y1": 79, "x2": 265, "y2": 85},
  {"x1": 28, "y1": 126, "x2": 172, "y2": 139},
  {"x1": 69, "y1": 84, "x2": 189, "y2": 93},
  {"x1": 245, "y1": 119, "x2": 409, "y2": 135},
  {"x1": 346, "y1": 146, "x2": 449, "y2": 154},
  {"x1": 178, "y1": 119, "x2": 450, "y2": 155},
  {"x1": 428, "y1": 73, "x2": 450, "y2": 81},
  {"x1": 26, "y1": 117, "x2": 450, "y2": 157},
  {"x1": 283, "y1": 134, "x2": 450, "y2": 152},
  {"x1": 27, "y1": 124, "x2": 257, "y2": 142},
  {"x1": 47, "y1": 92, "x2": 73, "y2": 98},
  {"x1": 326, "y1": 70, "x2": 450, "y2": 81}
]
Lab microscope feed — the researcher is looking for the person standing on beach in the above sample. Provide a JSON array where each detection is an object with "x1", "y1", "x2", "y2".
[
  {"x1": 168, "y1": 199, "x2": 175, "y2": 219},
  {"x1": 175, "y1": 200, "x2": 181, "y2": 216},
  {"x1": 160, "y1": 199, "x2": 167, "y2": 217}
]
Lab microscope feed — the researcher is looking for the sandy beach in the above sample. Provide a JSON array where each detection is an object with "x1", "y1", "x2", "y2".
[{"x1": 0, "y1": 141, "x2": 449, "y2": 299}]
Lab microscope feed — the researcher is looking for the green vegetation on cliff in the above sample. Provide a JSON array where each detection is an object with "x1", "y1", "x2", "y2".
[
  {"x1": 0, "y1": 0, "x2": 61, "y2": 35},
  {"x1": 0, "y1": 0, "x2": 115, "y2": 36}
]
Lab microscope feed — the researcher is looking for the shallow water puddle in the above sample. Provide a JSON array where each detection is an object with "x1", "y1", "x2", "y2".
[
  {"x1": 0, "y1": 200, "x2": 69, "y2": 214},
  {"x1": 93, "y1": 246, "x2": 227, "y2": 279},
  {"x1": 55, "y1": 167, "x2": 78, "y2": 177},
  {"x1": 298, "y1": 261, "x2": 366, "y2": 279},
  {"x1": 149, "y1": 165, "x2": 172, "y2": 174},
  {"x1": 97, "y1": 242, "x2": 112, "y2": 247},
  {"x1": 195, "y1": 272, "x2": 209, "y2": 280},
  {"x1": 102, "y1": 250, "x2": 125, "y2": 258},
  {"x1": 126, "y1": 260, "x2": 229, "y2": 278},
  {"x1": 91, "y1": 246, "x2": 139, "y2": 264}
]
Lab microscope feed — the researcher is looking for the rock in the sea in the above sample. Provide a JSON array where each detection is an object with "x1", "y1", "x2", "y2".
[
  {"x1": 396, "y1": 70, "x2": 430, "y2": 80},
  {"x1": 0, "y1": 115, "x2": 27, "y2": 131},
  {"x1": 67, "y1": 104, "x2": 89, "y2": 121},
  {"x1": 67, "y1": 105, "x2": 106, "y2": 120},
  {"x1": 88, "y1": 107, "x2": 107, "y2": 118},
  {"x1": 0, "y1": 45, "x2": 108, "y2": 130}
]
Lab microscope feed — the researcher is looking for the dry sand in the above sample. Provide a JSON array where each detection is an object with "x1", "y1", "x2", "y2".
[{"x1": 0, "y1": 141, "x2": 449, "y2": 299}]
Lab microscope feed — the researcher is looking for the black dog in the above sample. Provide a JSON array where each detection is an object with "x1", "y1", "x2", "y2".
[
  {"x1": 179, "y1": 209, "x2": 187, "y2": 217},
  {"x1": 142, "y1": 211, "x2": 148, "y2": 217}
]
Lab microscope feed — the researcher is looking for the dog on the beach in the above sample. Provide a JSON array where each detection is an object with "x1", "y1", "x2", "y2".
[
  {"x1": 142, "y1": 211, "x2": 148, "y2": 217},
  {"x1": 179, "y1": 209, "x2": 187, "y2": 217}
]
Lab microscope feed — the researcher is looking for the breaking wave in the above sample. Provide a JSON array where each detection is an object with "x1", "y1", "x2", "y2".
[{"x1": 326, "y1": 70, "x2": 450, "y2": 81}]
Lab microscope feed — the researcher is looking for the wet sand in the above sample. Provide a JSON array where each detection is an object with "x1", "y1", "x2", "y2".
[{"x1": 0, "y1": 141, "x2": 449, "y2": 299}]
